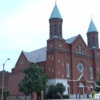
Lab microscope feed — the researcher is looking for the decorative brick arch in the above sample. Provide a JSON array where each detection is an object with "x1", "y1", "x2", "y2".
[{"x1": 78, "y1": 82, "x2": 85, "y2": 95}]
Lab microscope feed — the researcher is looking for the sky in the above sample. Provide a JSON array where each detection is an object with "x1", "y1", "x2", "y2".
[{"x1": 0, "y1": 0, "x2": 100, "y2": 72}]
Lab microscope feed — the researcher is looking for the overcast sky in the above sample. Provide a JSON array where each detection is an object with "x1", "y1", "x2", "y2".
[{"x1": 0, "y1": 0, "x2": 100, "y2": 72}]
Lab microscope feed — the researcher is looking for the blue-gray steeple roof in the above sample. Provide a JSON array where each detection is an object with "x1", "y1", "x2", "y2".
[
  {"x1": 49, "y1": 4, "x2": 62, "y2": 20},
  {"x1": 87, "y1": 19, "x2": 98, "y2": 34}
]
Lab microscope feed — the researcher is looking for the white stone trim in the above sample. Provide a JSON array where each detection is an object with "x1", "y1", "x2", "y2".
[
  {"x1": 67, "y1": 73, "x2": 94, "y2": 83},
  {"x1": 46, "y1": 78, "x2": 68, "y2": 94}
]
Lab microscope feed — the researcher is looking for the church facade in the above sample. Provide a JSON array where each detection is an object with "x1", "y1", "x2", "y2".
[{"x1": 0, "y1": 3, "x2": 100, "y2": 98}]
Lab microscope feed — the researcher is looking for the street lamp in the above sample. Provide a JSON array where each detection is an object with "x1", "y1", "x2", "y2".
[{"x1": 1, "y1": 58, "x2": 10, "y2": 100}]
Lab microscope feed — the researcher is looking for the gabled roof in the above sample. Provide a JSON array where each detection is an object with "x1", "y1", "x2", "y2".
[
  {"x1": 23, "y1": 47, "x2": 46, "y2": 63},
  {"x1": 22, "y1": 35, "x2": 78, "y2": 63},
  {"x1": 87, "y1": 19, "x2": 98, "y2": 33},
  {"x1": 49, "y1": 4, "x2": 62, "y2": 20},
  {"x1": 77, "y1": 73, "x2": 94, "y2": 83},
  {"x1": 22, "y1": 35, "x2": 87, "y2": 63},
  {"x1": 65, "y1": 35, "x2": 78, "y2": 44}
]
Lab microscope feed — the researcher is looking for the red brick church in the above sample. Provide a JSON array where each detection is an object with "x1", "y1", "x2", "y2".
[{"x1": 0, "y1": 3, "x2": 100, "y2": 98}]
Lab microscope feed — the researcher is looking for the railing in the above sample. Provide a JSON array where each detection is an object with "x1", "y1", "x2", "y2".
[{"x1": 69, "y1": 94, "x2": 92, "y2": 99}]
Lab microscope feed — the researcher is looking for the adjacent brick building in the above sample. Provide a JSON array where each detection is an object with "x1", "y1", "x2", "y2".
[{"x1": 0, "y1": 3, "x2": 100, "y2": 98}]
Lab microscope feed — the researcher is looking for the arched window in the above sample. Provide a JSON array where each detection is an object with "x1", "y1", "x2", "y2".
[
  {"x1": 88, "y1": 37, "x2": 90, "y2": 46},
  {"x1": 66, "y1": 63, "x2": 70, "y2": 77},
  {"x1": 54, "y1": 24, "x2": 57, "y2": 35},
  {"x1": 96, "y1": 37, "x2": 98, "y2": 47},
  {"x1": 76, "y1": 47, "x2": 78, "y2": 53},
  {"x1": 78, "y1": 82, "x2": 84, "y2": 94},
  {"x1": 92, "y1": 37, "x2": 95, "y2": 46},
  {"x1": 90, "y1": 67, "x2": 93, "y2": 79},
  {"x1": 59, "y1": 25, "x2": 62, "y2": 36},
  {"x1": 79, "y1": 44, "x2": 82, "y2": 53},
  {"x1": 82, "y1": 48, "x2": 84, "y2": 54},
  {"x1": 79, "y1": 82, "x2": 84, "y2": 87},
  {"x1": 50, "y1": 25, "x2": 52, "y2": 36}
]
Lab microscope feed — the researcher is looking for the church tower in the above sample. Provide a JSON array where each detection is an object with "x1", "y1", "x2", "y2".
[
  {"x1": 87, "y1": 18, "x2": 99, "y2": 48},
  {"x1": 49, "y1": 3, "x2": 63, "y2": 38},
  {"x1": 46, "y1": 3, "x2": 68, "y2": 94}
]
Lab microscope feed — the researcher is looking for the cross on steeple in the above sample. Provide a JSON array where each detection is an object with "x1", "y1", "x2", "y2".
[
  {"x1": 55, "y1": 0, "x2": 57, "y2": 5},
  {"x1": 91, "y1": 15, "x2": 92, "y2": 19},
  {"x1": 49, "y1": 0, "x2": 63, "y2": 38}
]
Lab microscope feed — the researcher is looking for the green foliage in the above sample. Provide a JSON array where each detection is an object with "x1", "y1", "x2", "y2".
[
  {"x1": 18, "y1": 63, "x2": 48, "y2": 96},
  {"x1": 46, "y1": 84, "x2": 58, "y2": 99},
  {"x1": 45, "y1": 82, "x2": 66, "y2": 99},
  {"x1": 45, "y1": 93, "x2": 60, "y2": 99},
  {"x1": 48, "y1": 84, "x2": 57, "y2": 94},
  {"x1": 94, "y1": 74, "x2": 100, "y2": 93},
  {"x1": 0, "y1": 87, "x2": 9, "y2": 100},
  {"x1": 56, "y1": 82, "x2": 66, "y2": 95},
  {"x1": 0, "y1": 71, "x2": 10, "y2": 75},
  {"x1": 63, "y1": 94, "x2": 69, "y2": 99},
  {"x1": 47, "y1": 84, "x2": 57, "y2": 98}
]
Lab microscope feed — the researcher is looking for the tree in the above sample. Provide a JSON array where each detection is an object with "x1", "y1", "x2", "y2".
[
  {"x1": 46, "y1": 83, "x2": 66, "y2": 99},
  {"x1": 56, "y1": 82, "x2": 66, "y2": 95},
  {"x1": 47, "y1": 84, "x2": 57, "y2": 98},
  {"x1": 0, "y1": 87, "x2": 9, "y2": 100},
  {"x1": 18, "y1": 63, "x2": 48, "y2": 97},
  {"x1": 94, "y1": 74, "x2": 100, "y2": 93},
  {"x1": 56, "y1": 83, "x2": 66, "y2": 100},
  {"x1": 48, "y1": 84, "x2": 57, "y2": 94}
]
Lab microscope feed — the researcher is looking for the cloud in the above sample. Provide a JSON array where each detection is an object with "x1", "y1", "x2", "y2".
[
  {"x1": 0, "y1": 0, "x2": 50, "y2": 72},
  {"x1": 1, "y1": 0, "x2": 100, "y2": 72}
]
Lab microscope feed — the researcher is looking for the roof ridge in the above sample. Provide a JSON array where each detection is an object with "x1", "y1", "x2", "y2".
[
  {"x1": 66, "y1": 35, "x2": 78, "y2": 40},
  {"x1": 66, "y1": 35, "x2": 79, "y2": 44},
  {"x1": 29, "y1": 47, "x2": 46, "y2": 53},
  {"x1": 23, "y1": 47, "x2": 46, "y2": 63},
  {"x1": 23, "y1": 47, "x2": 46, "y2": 53}
]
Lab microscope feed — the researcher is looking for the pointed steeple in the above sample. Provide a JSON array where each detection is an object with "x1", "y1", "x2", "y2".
[
  {"x1": 87, "y1": 18, "x2": 98, "y2": 34},
  {"x1": 49, "y1": 3, "x2": 63, "y2": 39},
  {"x1": 87, "y1": 18, "x2": 99, "y2": 49},
  {"x1": 49, "y1": 4, "x2": 62, "y2": 20}
]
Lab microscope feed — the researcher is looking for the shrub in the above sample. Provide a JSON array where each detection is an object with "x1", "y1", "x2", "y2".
[
  {"x1": 63, "y1": 94, "x2": 69, "y2": 99},
  {"x1": 45, "y1": 82, "x2": 66, "y2": 99},
  {"x1": 45, "y1": 92, "x2": 60, "y2": 99}
]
